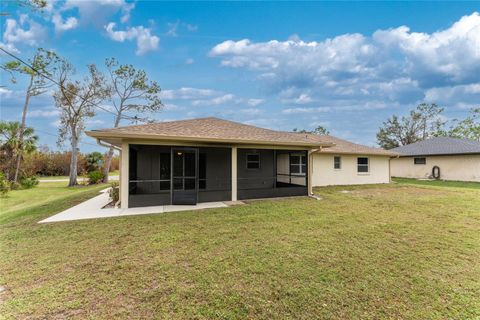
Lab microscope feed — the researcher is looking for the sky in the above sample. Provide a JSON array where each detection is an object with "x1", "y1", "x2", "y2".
[{"x1": 1, "y1": 1, "x2": 479, "y2": 152}]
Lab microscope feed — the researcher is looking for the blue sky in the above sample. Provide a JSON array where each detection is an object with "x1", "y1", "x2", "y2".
[{"x1": 1, "y1": 1, "x2": 479, "y2": 152}]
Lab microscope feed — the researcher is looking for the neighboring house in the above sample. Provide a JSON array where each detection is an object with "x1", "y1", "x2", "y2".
[
  {"x1": 390, "y1": 137, "x2": 480, "y2": 182},
  {"x1": 87, "y1": 117, "x2": 396, "y2": 208}
]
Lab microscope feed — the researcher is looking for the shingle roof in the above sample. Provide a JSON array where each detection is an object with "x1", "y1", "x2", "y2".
[
  {"x1": 392, "y1": 137, "x2": 480, "y2": 156},
  {"x1": 87, "y1": 117, "x2": 395, "y2": 155},
  {"x1": 87, "y1": 117, "x2": 333, "y2": 147},
  {"x1": 312, "y1": 134, "x2": 398, "y2": 156}
]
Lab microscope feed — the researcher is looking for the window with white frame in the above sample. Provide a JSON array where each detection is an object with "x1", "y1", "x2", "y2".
[
  {"x1": 290, "y1": 154, "x2": 307, "y2": 175},
  {"x1": 334, "y1": 156, "x2": 341, "y2": 169},
  {"x1": 357, "y1": 157, "x2": 369, "y2": 173}
]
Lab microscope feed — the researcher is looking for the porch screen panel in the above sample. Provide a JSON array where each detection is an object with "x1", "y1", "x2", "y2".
[
  {"x1": 237, "y1": 148, "x2": 308, "y2": 200},
  {"x1": 129, "y1": 145, "x2": 171, "y2": 207},
  {"x1": 197, "y1": 147, "x2": 231, "y2": 202}
]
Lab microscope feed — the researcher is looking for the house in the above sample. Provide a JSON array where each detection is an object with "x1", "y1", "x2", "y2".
[
  {"x1": 86, "y1": 117, "x2": 397, "y2": 208},
  {"x1": 390, "y1": 137, "x2": 480, "y2": 182}
]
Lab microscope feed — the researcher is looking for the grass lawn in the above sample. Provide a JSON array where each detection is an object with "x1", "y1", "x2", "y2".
[
  {"x1": 0, "y1": 182, "x2": 479, "y2": 319},
  {"x1": 0, "y1": 182, "x2": 107, "y2": 224},
  {"x1": 393, "y1": 177, "x2": 480, "y2": 189}
]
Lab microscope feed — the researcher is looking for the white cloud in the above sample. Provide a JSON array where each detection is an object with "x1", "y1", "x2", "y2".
[
  {"x1": 163, "y1": 103, "x2": 184, "y2": 111},
  {"x1": 185, "y1": 23, "x2": 198, "y2": 32},
  {"x1": 52, "y1": 13, "x2": 78, "y2": 33},
  {"x1": 425, "y1": 84, "x2": 480, "y2": 108},
  {"x1": 239, "y1": 108, "x2": 263, "y2": 115},
  {"x1": 166, "y1": 21, "x2": 179, "y2": 37},
  {"x1": 191, "y1": 94, "x2": 235, "y2": 106},
  {"x1": 65, "y1": 0, "x2": 134, "y2": 24},
  {"x1": 281, "y1": 93, "x2": 313, "y2": 105},
  {"x1": 50, "y1": 119, "x2": 61, "y2": 128},
  {"x1": 185, "y1": 58, "x2": 194, "y2": 65},
  {"x1": 105, "y1": 22, "x2": 159, "y2": 55},
  {"x1": 247, "y1": 98, "x2": 264, "y2": 106},
  {"x1": 166, "y1": 20, "x2": 198, "y2": 37},
  {"x1": 2, "y1": 15, "x2": 47, "y2": 51},
  {"x1": 28, "y1": 108, "x2": 60, "y2": 118},
  {"x1": 372, "y1": 13, "x2": 480, "y2": 84},
  {"x1": 0, "y1": 42, "x2": 20, "y2": 54},
  {"x1": 210, "y1": 12, "x2": 480, "y2": 111},
  {"x1": 161, "y1": 88, "x2": 264, "y2": 109},
  {"x1": 86, "y1": 119, "x2": 105, "y2": 125},
  {"x1": 0, "y1": 88, "x2": 13, "y2": 99},
  {"x1": 282, "y1": 102, "x2": 389, "y2": 115},
  {"x1": 161, "y1": 87, "x2": 218, "y2": 100},
  {"x1": 120, "y1": 2, "x2": 135, "y2": 23}
]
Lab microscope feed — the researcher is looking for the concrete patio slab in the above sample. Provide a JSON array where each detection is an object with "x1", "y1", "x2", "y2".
[{"x1": 39, "y1": 189, "x2": 228, "y2": 223}]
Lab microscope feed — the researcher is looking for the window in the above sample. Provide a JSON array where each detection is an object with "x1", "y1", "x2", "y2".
[
  {"x1": 334, "y1": 156, "x2": 341, "y2": 169},
  {"x1": 357, "y1": 157, "x2": 369, "y2": 173},
  {"x1": 414, "y1": 157, "x2": 426, "y2": 165},
  {"x1": 290, "y1": 154, "x2": 307, "y2": 175},
  {"x1": 246, "y1": 153, "x2": 260, "y2": 169}
]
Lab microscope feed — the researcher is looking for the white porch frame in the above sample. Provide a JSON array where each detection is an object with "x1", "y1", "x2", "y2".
[{"x1": 120, "y1": 142, "x2": 129, "y2": 209}]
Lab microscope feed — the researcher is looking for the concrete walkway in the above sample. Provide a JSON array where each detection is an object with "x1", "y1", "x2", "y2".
[{"x1": 39, "y1": 189, "x2": 228, "y2": 223}]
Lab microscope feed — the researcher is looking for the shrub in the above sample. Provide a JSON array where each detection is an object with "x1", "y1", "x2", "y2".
[
  {"x1": 20, "y1": 176, "x2": 39, "y2": 189},
  {"x1": 88, "y1": 170, "x2": 104, "y2": 184},
  {"x1": 22, "y1": 149, "x2": 87, "y2": 177},
  {"x1": 0, "y1": 173, "x2": 10, "y2": 197},
  {"x1": 109, "y1": 181, "x2": 120, "y2": 203},
  {"x1": 79, "y1": 170, "x2": 89, "y2": 186},
  {"x1": 86, "y1": 152, "x2": 103, "y2": 172},
  {"x1": 9, "y1": 181, "x2": 20, "y2": 190}
]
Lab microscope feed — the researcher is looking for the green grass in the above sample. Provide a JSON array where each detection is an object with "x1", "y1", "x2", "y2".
[
  {"x1": 393, "y1": 177, "x2": 480, "y2": 189},
  {"x1": 0, "y1": 181, "x2": 479, "y2": 319},
  {"x1": 0, "y1": 182, "x2": 107, "y2": 224}
]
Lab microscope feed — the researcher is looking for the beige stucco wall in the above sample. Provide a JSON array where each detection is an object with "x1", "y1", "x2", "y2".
[
  {"x1": 311, "y1": 154, "x2": 391, "y2": 186},
  {"x1": 391, "y1": 155, "x2": 480, "y2": 182}
]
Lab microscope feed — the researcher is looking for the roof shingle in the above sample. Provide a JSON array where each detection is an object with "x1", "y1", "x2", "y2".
[
  {"x1": 312, "y1": 135, "x2": 398, "y2": 156},
  {"x1": 88, "y1": 117, "x2": 331, "y2": 147},
  {"x1": 392, "y1": 137, "x2": 480, "y2": 156},
  {"x1": 87, "y1": 117, "x2": 395, "y2": 155}
]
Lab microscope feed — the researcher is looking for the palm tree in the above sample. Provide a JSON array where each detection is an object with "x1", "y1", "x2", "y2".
[{"x1": 0, "y1": 121, "x2": 38, "y2": 180}]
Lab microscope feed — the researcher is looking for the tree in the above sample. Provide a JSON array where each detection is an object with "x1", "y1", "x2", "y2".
[
  {"x1": 293, "y1": 125, "x2": 330, "y2": 135},
  {"x1": 448, "y1": 107, "x2": 480, "y2": 141},
  {"x1": 1, "y1": 0, "x2": 48, "y2": 16},
  {"x1": 54, "y1": 60, "x2": 110, "y2": 186},
  {"x1": 20, "y1": 0, "x2": 48, "y2": 9},
  {"x1": 0, "y1": 121, "x2": 38, "y2": 180},
  {"x1": 85, "y1": 151, "x2": 103, "y2": 172},
  {"x1": 2, "y1": 48, "x2": 60, "y2": 182},
  {"x1": 416, "y1": 103, "x2": 445, "y2": 140},
  {"x1": 102, "y1": 58, "x2": 163, "y2": 182},
  {"x1": 376, "y1": 103, "x2": 445, "y2": 149}
]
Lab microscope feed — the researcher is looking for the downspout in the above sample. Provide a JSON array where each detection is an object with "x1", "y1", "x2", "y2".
[
  {"x1": 96, "y1": 138, "x2": 122, "y2": 207},
  {"x1": 96, "y1": 138, "x2": 122, "y2": 151}
]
